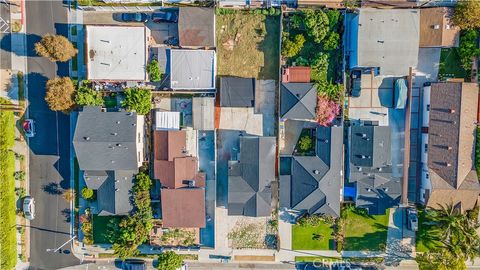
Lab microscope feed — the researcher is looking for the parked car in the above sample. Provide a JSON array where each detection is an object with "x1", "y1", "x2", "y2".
[
  {"x1": 407, "y1": 207, "x2": 418, "y2": 231},
  {"x1": 122, "y1": 259, "x2": 146, "y2": 270},
  {"x1": 23, "y1": 119, "x2": 35, "y2": 137},
  {"x1": 120, "y1": 13, "x2": 148, "y2": 23},
  {"x1": 151, "y1": 11, "x2": 178, "y2": 23},
  {"x1": 23, "y1": 196, "x2": 35, "y2": 220}
]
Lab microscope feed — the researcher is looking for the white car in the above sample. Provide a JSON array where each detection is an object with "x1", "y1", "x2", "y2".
[
  {"x1": 407, "y1": 207, "x2": 418, "y2": 232},
  {"x1": 23, "y1": 196, "x2": 35, "y2": 220},
  {"x1": 23, "y1": 119, "x2": 35, "y2": 138}
]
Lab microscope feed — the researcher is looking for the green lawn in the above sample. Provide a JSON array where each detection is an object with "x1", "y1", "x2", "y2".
[
  {"x1": 92, "y1": 215, "x2": 122, "y2": 244},
  {"x1": 292, "y1": 222, "x2": 334, "y2": 250},
  {"x1": 438, "y1": 48, "x2": 469, "y2": 81},
  {"x1": 344, "y1": 208, "x2": 389, "y2": 251},
  {"x1": 216, "y1": 13, "x2": 280, "y2": 80},
  {"x1": 0, "y1": 98, "x2": 17, "y2": 269},
  {"x1": 416, "y1": 208, "x2": 441, "y2": 252}
]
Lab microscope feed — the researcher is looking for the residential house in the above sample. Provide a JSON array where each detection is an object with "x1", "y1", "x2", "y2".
[
  {"x1": 419, "y1": 7, "x2": 460, "y2": 48},
  {"x1": 153, "y1": 130, "x2": 206, "y2": 228},
  {"x1": 73, "y1": 106, "x2": 145, "y2": 216},
  {"x1": 169, "y1": 49, "x2": 216, "y2": 90},
  {"x1": 280, "y1": 83, "x2": 317, "y2": 121},
  {"x1": 220, "y1": 77, "x2": 256, "y2": 107},
  {"x1": 348, "y1": 125, "x2": 401, "y2": 215},
  {"x1": 280, "y1": 126, "x2": 343, "y2": 217},
  {"x1": 420, "y1": 82, "x2": 480, "y2": 212},
  {"x1": 228, "y1": 136, "x2": 276, "y2": 217},
  {"x1": 281, "y1": 67, "x2": 311, "y2": 83},
  {"x1": 85, "y1": 25, "x2": 149, "y2": 81},
  {"x1": 178, "y1": 7, "x2": 215, "y2": 48},
  {"x1": 347, "y1": 9, "x2": 420, "y2": 76}
]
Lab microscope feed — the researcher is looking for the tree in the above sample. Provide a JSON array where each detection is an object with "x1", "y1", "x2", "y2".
[
  {"x1": 416, "y1": 248, "x2": 466, "y2": 270},
  {"x1": 62, "y1": 189, "x2": 75, "y2": 202},
  {"x1": 458, "y1": 30, "x2": 480, "y2": 70},
  {"x1": 453, "y1": 0, "x2": 480, "y2": 30},
  {"x1": 157, "y1": 251, "x2": 183, "y2": 270},
  {"x1": 75, "y1": 83, "x2": 104, "y2": 106},
  {"x1": 45, "y1": 77, "x2": 76, "y2": 111},
  {"x1": 325, "y1": 9, "x2": 341, "y2": 32},
  {"x1": 281, "y1": 34, "x2": 305, "y2": 58},
  {"x1": 121, "y1": 88, "x2": 152, "y2": 115},
  {"x1": 35, "y1": 34, "x2": 77, "y2": 62},
  {"x1": 304, "y1": 9, "x2": 330, "y2": 43},
  {"x1": 81, "y1": 187, "x2": 94, "y2": 200},
  {"x1": 298, "y1": 135, "x2": 313, "y2": 152},
  {"x1": 323, "y1": 32, "x2": 340, "y2": 51},
  {"x1": 147, "y1": 60, "x2": 162, "y2": 82},
  {"x1": 315, "y1": 95, "x2": 340, "y2": 126}
]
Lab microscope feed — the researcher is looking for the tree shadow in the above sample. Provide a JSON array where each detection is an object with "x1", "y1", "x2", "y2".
[
  {"x1": 42, "y1": 182, "x2": 64, "y2": 195},
  {"x1": 61, "y1": 208, "x2": 71, "y2": 223},
  {"x1": 0, "y1": 33, "x2": 41, "y2": 57}
]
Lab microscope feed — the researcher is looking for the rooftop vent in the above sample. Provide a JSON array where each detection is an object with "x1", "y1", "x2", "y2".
[
  {"x1": 115, "y1": 188, "x2": 119, "y2": 192},
  {"x1": 433, "y1": 24, "x2": 441, "y2": 30},
  {"x1": 378, "y1": 167, "x2": 383, "y2": 172},
  {"x1": 450, "y1": 109, "x2": 456, "y2": 113},
  {"x1": 313, "y1": 170, "x2": 320, "y2": 175},
  {"x1": 384, "y1": 187, "x2": 389, "y2": 192},
  {"x1": 116, "y1": 143, "x2": 122, "y2": 147},
  {"x1": 84, "y1": 136, "x2": 90, "y2": 141},
  {"x1": 447, "y1": 163, "x2": 452, "y2": 167},
  {"x1": 116, "y1": 121, "x2": 121, "y2": 124},
  {"x1": 112, "y1": 132, "x2": 118, "y2": 136},
  {"x1": 448, "y1": 146, "x2": 452, "y2": 150},
  {"x1": 367, "y1": 188, "x2": 372, "y2": 192}
]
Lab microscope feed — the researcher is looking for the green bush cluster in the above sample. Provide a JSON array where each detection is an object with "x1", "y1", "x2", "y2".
[
  {"x1": 75, "y1": 81, "x2": 104, "y2": 106},
  {"x1": 122, "y1": 88, "x2": 152, "y2": 115},
  {"x1": 298, "y1": 135, "x2": 313, "y2": 152},
  {"x1": 281, "y1": 34, "x2": 306, "y2": 58},
  {"x1": 157, "y1": 251, "x2": 183, "y2": 270},
  {"x1": 14, "y1": 171, "x2": 26, "y2": 181},
  {"x1": 81, "y1": 187, "x2": 94, "y2": 200},
  {"x1": 458, "y1": 29, "x2": 480, "y2": 71},
  {"x1": 146, "y1": 60, "x2": 162, "y2": 82},
  {"x1": 297, "y1": 214, "x2": 335, "y2": 227},
  {"x1": 215, "y1": 8, "x2": 237, "y2": 15}
]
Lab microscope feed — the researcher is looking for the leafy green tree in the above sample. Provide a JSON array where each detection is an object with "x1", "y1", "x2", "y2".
[
  {"x1": 45, "y1": 77, "x2": 76, "y2": 111},
  {"x1": 416, "y1": 249, "x2": 466, "y2": 270},
  {"x1": 147, "y1": 60, "x2": 162, "y2": 82},
  {"x1": 454, "y1": 0, "x2": 480, "y2": 30},
  {"x1": 323, "y1": 32, "x2": 340, "y2": 51},
  {"x1": 281, "y1": 34, "x2": 305, "y2": 58},
  {"x1": 75, "y1": 83, "x2": 104, "y2": 106},
  {"x1": 291, "y1": 13, "x2": 304, "y2": 29},
  {"x1": 157, "y1": 251, "x2": 183, "y2": 270},
  {"x1": 325, "y1": 10, "x2": 340, "y2": 32},
  {"x1": 113, "y1": 243, "x2": 139, "y2": 259},
  {"x1": 35, "y1": 34, "x2": 77, "y2": 62},
  {"x1": 298, "y1": 136, "x2": 313, "y2": 152},
  {"x1": 81, "y1": 187, "x2": 94, "y2": 200},
  {"x1": 458, "y1": 30, "x2": 480, "y2": 70},
  {"x1": 122, "y1": 88, "x2": 152, "y2": 115},
  {"x1": 304, "y1": 9, "x2": 330, "y2": 43}
]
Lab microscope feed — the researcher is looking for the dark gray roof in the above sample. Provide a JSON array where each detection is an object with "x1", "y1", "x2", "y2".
[
  {"x1": 73, "y1": 106, "x2": 140, "y2": 171},
  {"x1": 280, "y1": 126, "x2": 343, "y2": 217},
  {"x1": 97, "y1": 170, "x2": 135, "y2": 216},
  {"x1": 349, "y1": 125, "x2": 401, "y2": 215},
  {"x1": 280, "y1": 83, "x2": 317, "y2": 120},
  {"x1": 84, "y1": 170, "x2": 109, "y2": 190},
  {"x1": 228, "y1": 136, "x2": 276, "y2": 217},
  {"x1": 220, "y1": 77, "x2": 255, "y2": 107}
]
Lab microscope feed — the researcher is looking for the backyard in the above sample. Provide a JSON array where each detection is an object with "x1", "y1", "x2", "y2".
[
  {"x1": 343, "y1": 207, "x2": 389, "y2": 251},
  {"x1": 438, "y1": 48, "x2": 469, "y2": 81},
  {"x1": 92, "y1": 215, "x2": 122, "y2": 244},
  {"x1": 216, "y1": 12, "x2": 280, "y2": 80},
  {"x1": 292, "y1": 221, "x2": 334, "y2": 250}
]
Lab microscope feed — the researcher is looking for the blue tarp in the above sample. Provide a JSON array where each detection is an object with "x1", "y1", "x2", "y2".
[
  {"x1": 344, "y1": 186, "x2": 357, "y2": 198},
  {"x1": 394, "y1": 78, "x2": 408, "y2": 109}
]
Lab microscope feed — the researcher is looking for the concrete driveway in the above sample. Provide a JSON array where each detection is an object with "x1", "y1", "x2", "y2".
[{"x1": 416, "y1": 48, "x2": 441, "y2": 81}]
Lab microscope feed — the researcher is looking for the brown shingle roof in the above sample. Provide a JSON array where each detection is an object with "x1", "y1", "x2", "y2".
[
  {"x1": 420, "y1": 8, "x2": 459, "y2": 48},
  {"x1": 153, "y1": 130, "x2": 186, "y2": 161},
  {"x1": 428, "y1": 82, "x2": 479, "y2": 193},
  {"x1": 282, "y1": 67, "x2": 311, "y2": 83},
  {"x1": 161, "y1": 188, "x2": 206, "y2": 228}
]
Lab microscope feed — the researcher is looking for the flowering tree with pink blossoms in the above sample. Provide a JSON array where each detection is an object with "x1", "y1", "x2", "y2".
[{"x1": 316, "y1": 95, "x2": 340, "y2": 126}]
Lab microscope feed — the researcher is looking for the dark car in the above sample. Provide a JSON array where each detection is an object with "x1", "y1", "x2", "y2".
[
  {"x1": 120, "y1": 13, "x2": 148, "y2": 23},
  {"x1": 122, "y1": 259, "x2": 146, "y2": 270},
  {"x1": 151, "y1": 11, "x2": 178, "y2": 23}
]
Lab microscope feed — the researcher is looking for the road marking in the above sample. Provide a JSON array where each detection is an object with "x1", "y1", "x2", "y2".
[{"x1": 0, "y1": 16, "x2": 8, "y2": 33}]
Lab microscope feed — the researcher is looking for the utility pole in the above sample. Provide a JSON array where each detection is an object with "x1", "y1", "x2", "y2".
[
  {"x1": 46, "y1": 235, "x2": 76, "y2": 253},
  {"x1": 401, "y1": 67, "x2": 413, "y2": 206}
]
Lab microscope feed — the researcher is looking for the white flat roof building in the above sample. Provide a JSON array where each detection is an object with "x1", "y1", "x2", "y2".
[
  {"x1": 169, "y1": 49, "x2": 216, "y2": 90},
  {"x1": 86, "y1": 25, "x2": 148, "y2": 81}
]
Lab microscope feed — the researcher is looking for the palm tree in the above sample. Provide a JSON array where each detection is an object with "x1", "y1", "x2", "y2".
[{"x1": 428, "y1": 203, "x2": 464, "y2": 243}]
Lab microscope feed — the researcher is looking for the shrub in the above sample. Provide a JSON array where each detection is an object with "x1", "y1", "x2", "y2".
[
  {"x1": 281, "y1": 34, "x2": 305, "y2": 58},
  {"x1": 158, "y1": 251, "x2": 183, "y2": 270},
  {"x1": 262, "y1": 9, "x2": 269, "y2": 15},
  {"x1": 45, "y1": 77, "x2": 76, "y2": 111},
  {"x1": 75, "y1": 83, "x2": 103, "y2": 106},
  {"x1": 298, "y1": 135, "x2": 313, "y2": 152},
  {"x1": 326, "y1": 10, "x2": 341, "y2": 31},
  {"x1": 14, "y1": 153, "x2": 24, "y2": 161},
  {"x1": 453, "y1": 0, "x2": 480, "y2": 30},
  {"x1": 315, "y1": 95, "x2": 340, "y2": 126},
  {"x1": 122, "y1": 88, "x2": 152, "y2": 115},
  {"x1": 34, "y1": 34, "x2": 77, "y2": 62},
  {"x1": 268, "y1": 7, "x2": 276, "y2": 16},
  {"x1": 317, "y1": 80, "x2": 342, "y2": 101},
  {"x1": 146, "y1": 60, "x2": 162, "y2": 82},
  {"x1": 458, "y1": 29, "x2": 480, "y2": 70},
  {"x1": 15, "y1": 187, "x2": 26, "y2": 199},
  {"x1": 62, "y1": 189, "x2": 75, "y2": 202},
  {"x1": 14, "y1": 171, "x2": 25, "y2": 181},
  {"x1": 297, "y1": 214, "x2": 334, "y2": 227},
  {"x1": 81, "y1": 187, "x2": 94, "y2": 200},
  {"x1": 304, "y1": 9, "x2": 330, "y2": 43},
  {"x1": 323, "y1": 32, "x2": 340, "y2": 51}
]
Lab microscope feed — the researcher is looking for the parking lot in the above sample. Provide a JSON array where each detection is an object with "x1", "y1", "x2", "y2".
[{"x1": 82, "y1": 10, "x2": 178, "y2": 45}]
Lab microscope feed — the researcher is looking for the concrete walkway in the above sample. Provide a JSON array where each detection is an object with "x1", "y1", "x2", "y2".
[{"x1": 384, "y1": 207, "x2": 415, "y2": 266}]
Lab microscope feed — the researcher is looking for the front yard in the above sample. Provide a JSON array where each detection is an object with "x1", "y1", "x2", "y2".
[
  {"x1": 292, "y1": 221, "x2": 334, "y2": 250},
  {"x1": 343, "y1": 208, "x2": 389, "y2": 251},
  {"x1": 92, "y1": 215, "x2": 122, "y2": 244},
  {"x1": 216, "y1": 12, "x2": 280, "y2": 80}
]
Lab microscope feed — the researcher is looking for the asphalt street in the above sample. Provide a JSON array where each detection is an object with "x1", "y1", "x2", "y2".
[{"x1": 26, "y1": 0, "x2": 80, "y2": 269}]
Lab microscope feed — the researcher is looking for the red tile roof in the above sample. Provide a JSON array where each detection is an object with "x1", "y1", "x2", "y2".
[
  {"x1": 282, "y1": 66, "x2": 311, "y2": 83},
  {"x1": 161, "y1": 189, "x2": 206, "y2": 228}
]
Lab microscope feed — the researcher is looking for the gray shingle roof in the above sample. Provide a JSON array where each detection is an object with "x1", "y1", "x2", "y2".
[
  {"x1": 220, "y1": 77, "x2": 255, "y2": 107},
  {"x1": 97, "y1": 170, "x2": 135, "y2": 216},
  {"x1": 349, "y1": 125, "x2": 401, "y2": 215},
  {"x1": 73, "y1": 106, "x2": 140, "y2": 171},
  {"x1": 280, "y1": 83, "x2": 317, "y2": 120},
  {"x1": 280, "y1": 126, "x2": 343, "y2": 217},
  {"x1": 228, "y1": 136, "x2": 276, "y2": 217}
]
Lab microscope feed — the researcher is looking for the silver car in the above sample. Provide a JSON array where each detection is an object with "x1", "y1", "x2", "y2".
[{"x1": 23, "y1": 196, "x2": 35, "y2": 220}]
